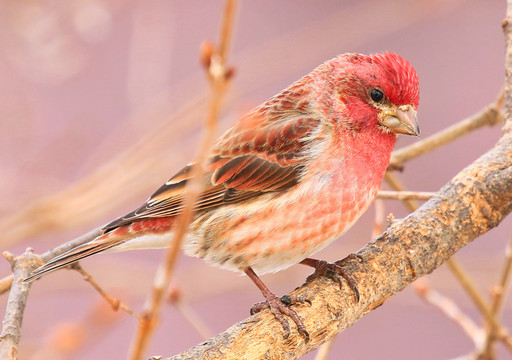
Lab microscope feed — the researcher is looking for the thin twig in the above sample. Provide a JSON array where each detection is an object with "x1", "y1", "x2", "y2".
[
  {"x1": 447, "y1": 259, "x2": 512, "y2": 352},
  {"x1": 168, "y1": 286, "x2": 214, "y2": 340},
  {"x1": 0, "y1": 275, "x2": 13, "y2": 296},
  {"x1": 383, "y1": 173, "x2": 419, "y2": 211},
  {"x1": 377, "y1": 190, "x2": 435, "y2": 200},
  {"x1": 389, "y1": 89, "x2": 504, "y2": 169},
  {"x1": 372, "y1": 199, "x2": 385, "y2": 238},
  {"x1": 70, "y1": 263, "x2": 142, "y2": 321},
  {"x1": 414, "y1": 281, "x2": 484, "y2": 348},
  {"x1": 314, "y1": 339, "x2": 335, "y2": 360},
  {"x1": 128, "y1": 2, "x2": 237, "y2": 359},
  {"x1": 480, "y1": 235, "x2": 512, "y2": 357},
  {"x1": 30, "y1": 297, "x2": 124, "y2": 359}
]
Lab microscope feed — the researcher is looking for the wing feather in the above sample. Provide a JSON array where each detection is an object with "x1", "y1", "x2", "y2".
[{"x1": 103, "y1": 84, "x2": 322, "y2": 233}]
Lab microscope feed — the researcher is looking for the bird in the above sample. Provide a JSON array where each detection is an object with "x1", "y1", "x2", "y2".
[{"x1": 26, "y1": 52, "x2": 419, "y2": 339}]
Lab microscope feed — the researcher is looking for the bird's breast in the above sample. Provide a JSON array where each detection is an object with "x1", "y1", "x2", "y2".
[{"x1": 185, "y1": 151, "x2": 383, "y2": 275}]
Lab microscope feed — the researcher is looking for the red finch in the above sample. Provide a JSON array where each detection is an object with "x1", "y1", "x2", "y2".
[{"x1": 26, "y1": 52, "x2": 419, "y2": 338}]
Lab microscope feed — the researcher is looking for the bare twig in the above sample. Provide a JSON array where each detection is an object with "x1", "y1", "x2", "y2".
[
  {"x1": 389, "y1": 89, "x2": 504, "y2": 170},
  {"x1": 447, "y1": 260, "x2": 512, "y2": 352},
  {"x1": 414, "y1": 281, "x2": 484, "y2": 348},
  {"x1": 383, "y1": 172, "x2": 419, "y2": 211},
  {"x1": 377, "y1": 190, "x2": 435, "y2": 200},
  {"x1": 372, "y1": 199, "x2": 385, "y2": 238},
  {"x1": 0, "y1": 249, "x2": 42, "y2": 360},
  {"x1": 71, "y1": 263, "x2": 141, "y2": 321},
  {"x1": 480, "y1": 235, "x2": 512, "y2": 358},
  {"x1": 31, "y1": 297, "x2": 124, "y2": 359},
  {"x1": 314, "y1": 339, "x2": 335, "y2": 360},
  {"x1": 0, "y1": 275, "x2": 13, "y2": 296},
  {"x1": 128, "y1": 1, "x2": 237, "y2": 359},
  {"x1": 168, "y1": 286, "x2": 214, "y2": 340},
  {"x1": 494, "y1": 238, "x2": 512, "y2": 308}
]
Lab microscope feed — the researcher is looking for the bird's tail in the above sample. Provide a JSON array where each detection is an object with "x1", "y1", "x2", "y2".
[
  {"x1": 24, "y1": 231, "x2": 125, "y2": 282},
  {"x1": 24, "y1": 216, "x2": 176, "y2": 282}
]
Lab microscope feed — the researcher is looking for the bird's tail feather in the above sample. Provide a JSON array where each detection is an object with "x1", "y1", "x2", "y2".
[
  {"x1": 25, "y1": 216, "x2": 176, "y2": 282},
  {"x1": 24, "y1": 233, "x2": 124, "y2": 282}
]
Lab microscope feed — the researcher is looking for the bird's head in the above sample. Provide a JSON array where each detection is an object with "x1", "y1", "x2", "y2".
[{"x1": 325, "y1": 52, "x2": 420, "y2": 137}]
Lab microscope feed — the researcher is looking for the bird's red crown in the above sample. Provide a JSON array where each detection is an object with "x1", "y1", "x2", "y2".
[{"x1": 370, "y1": 52, "x2": 419, "y2": 108}]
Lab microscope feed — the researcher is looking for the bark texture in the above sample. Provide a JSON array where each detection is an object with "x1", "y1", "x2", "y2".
[{"x1": 0, "y1": 250, "x2": 41, "y2": 360}]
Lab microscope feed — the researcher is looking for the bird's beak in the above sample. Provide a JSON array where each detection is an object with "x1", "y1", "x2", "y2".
[{"x1": 379, "y1": 105, "x2": 420, "y2": 136}]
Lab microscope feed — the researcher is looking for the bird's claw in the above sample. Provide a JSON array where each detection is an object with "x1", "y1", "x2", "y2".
[
  {"x1": 250, "y1": 294, "x2": 310, "y2": 341},
  {"x1": 303, "y1": 256, "x2": 361, "y2": 302}
]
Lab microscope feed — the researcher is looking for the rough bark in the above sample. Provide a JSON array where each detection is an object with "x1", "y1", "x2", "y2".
[{"x1": 0, "y1": 250, "x2": 41, "y2": 360}]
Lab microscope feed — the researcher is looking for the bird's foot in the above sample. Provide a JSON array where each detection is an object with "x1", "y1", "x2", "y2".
[
  {"x1": 250, "y1": 294, "x2": 311, "y2": 341},
  {"x1": 300, "y1": 256, "x2": 361, "y2": 302}
]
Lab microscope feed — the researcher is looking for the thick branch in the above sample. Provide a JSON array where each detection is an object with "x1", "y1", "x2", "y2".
[{"x1": 161, "y1": 124, "x2": 512, "y2": 360}]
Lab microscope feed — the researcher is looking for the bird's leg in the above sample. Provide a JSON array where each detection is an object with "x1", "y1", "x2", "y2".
[
  {"x1": 300, "y1": 255, "x2": 361, "y2": 302},
  {"x1": 245, "y1": 267, "x2": 310, "y2": 340}
]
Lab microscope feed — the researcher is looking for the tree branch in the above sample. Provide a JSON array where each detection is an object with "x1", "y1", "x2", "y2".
[{"x1": 0, "y1": 249, "x2": 41, "y2": 359}]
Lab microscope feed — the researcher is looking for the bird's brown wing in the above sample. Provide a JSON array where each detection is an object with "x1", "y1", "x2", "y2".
[{"x1": 104, "y1": 101, "x2": 322, "y2": 232}]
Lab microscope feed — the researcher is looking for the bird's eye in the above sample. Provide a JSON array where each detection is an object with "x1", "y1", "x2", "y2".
[{"x1": 370, "y1": 89, "x2": 384, "y2": 103}]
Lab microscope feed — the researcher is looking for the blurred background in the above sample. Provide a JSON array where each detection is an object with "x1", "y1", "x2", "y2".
[{"x1": 1, "y1": 0, "x2": 510, "y2": 359}]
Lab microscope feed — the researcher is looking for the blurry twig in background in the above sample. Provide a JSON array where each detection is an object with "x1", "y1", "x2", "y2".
[
  {"x1": 372, "y1": 199, "x2": 386, "y2": 239},
  {"x1": 376, "y1": 190, "x2": 435, "y2": 201},
  {"x1": 71, "y1": 263, "x2": 141, "y2": 321},
  {"x1": 388, "y1": 89, "x2": 504, "y2": 170},
  {"x1": 29, "y1": 298, "x2": 124, "y2": 360},
  {"x1": 479, "y1": 235, "x2": 512, "y2": 358},
  {"x1": 414, "y1": 281, "x2": 484, "y2": 347},
  {"x1": 0, "y1": 274, "x2": 13, "y2": 296},
  {"x1": 314, "y1": 338, "x2": 335, "y2": 360},
  {"x1": 128, "y1": 1, "x2": 237, "y2": 359},
  {"x1": 167, "y1": 285, "x2": 214, "y2": 340},
  {"x1": 446, "y1": 259, "x2": 512, "y2": 348},
  {"x1": 414, "y1": 235, "x2": 512, "y2": 360}
]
